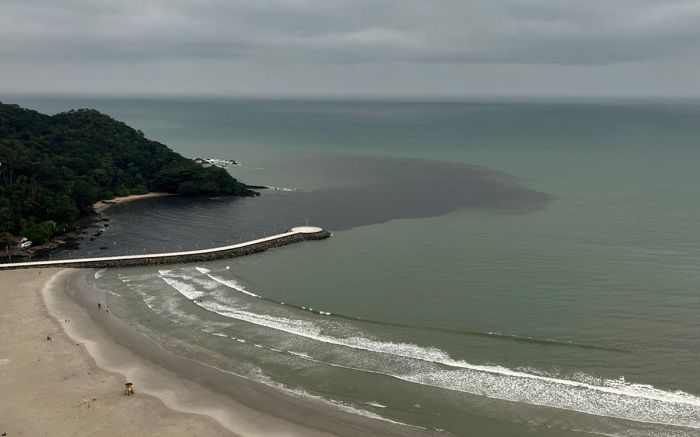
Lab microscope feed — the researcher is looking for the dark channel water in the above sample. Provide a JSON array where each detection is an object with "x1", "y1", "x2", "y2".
[{"x1": 57, "y1": 154, "x2": 550, "y2": 258}]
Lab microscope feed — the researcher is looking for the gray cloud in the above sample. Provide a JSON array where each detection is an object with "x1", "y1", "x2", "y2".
[{"x1": 1, "y1": 0, "x2": 699, "y2": 96}]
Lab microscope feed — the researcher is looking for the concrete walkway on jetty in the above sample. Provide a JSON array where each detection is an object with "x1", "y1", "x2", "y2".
[{"x1": 0, "y1": 226, "x2": 331, "y2": 270}]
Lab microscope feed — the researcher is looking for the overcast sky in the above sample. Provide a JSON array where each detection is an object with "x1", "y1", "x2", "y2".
[{"x1": 1, "y1": 0, "x2": 700, "y2": 98}]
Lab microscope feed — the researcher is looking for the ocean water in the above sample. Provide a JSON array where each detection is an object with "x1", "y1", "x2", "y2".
[{"x1": 11, "y1": 95, "x2": 700, "y2": 436}]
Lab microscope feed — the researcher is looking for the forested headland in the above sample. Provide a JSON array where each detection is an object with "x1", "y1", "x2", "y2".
[{"x1": 0, "y1": 102, "x2": 256, "y2": 247}]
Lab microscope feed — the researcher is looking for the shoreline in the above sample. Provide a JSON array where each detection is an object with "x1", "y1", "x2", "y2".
[
  {"x1": 0, "y1": 269, "x2": 231, "y2": 436},
  {"x1": 91, "y1": 192, "x2": 178, "y2": 214},
  {"x1": 46, "y1": 269, "x2": 342, "y2": 437},
  {"x1": 1, "y1": 193, "x2": 178, "y2": 263},
  {"x1": 65, "y1": 268, "x2": 437, "y2": 437},
  {"x1": 0, "y1": 268, "x2": 439, "y2": 436}
]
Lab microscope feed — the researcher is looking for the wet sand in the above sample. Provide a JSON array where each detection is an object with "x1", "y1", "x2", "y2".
[{"x1": 1, "y1": 268, "x2": 438, "y2": 437}]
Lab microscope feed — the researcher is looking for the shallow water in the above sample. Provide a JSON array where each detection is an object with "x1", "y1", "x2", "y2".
[{"x1": 12, "y1": 95, "x2": 700, "y2": 435}]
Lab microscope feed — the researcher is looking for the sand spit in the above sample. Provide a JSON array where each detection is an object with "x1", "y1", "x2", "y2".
[{"x1": 92, "y1": 192, "x2": 177, "y2": 214}]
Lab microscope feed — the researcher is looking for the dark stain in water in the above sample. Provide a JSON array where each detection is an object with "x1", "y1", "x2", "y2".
[
  {"x1": 294, "y1": 155, "x2": 551, "y2": 230},
  {"x1": 57, "y1": 154, "x2": 552, "y2": 258}
]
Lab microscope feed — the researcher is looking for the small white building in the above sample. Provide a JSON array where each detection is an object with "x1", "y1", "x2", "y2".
[{"x1": 18, "y1": 237, "x2": 32, "y2": 250}]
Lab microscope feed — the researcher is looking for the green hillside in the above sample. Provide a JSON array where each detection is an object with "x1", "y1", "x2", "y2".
[{"x1": 0, "y1": 102, "x2": 255, "y2": 245}]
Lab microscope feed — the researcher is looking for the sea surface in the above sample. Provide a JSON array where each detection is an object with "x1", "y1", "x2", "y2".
[{"x1": 10, "y1": 95, "x2": 700, "y2": 436}]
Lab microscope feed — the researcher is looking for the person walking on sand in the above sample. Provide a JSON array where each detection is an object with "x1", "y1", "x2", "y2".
[{"x1": 124, "y1": 382, "x2": 134, "y2": 395}]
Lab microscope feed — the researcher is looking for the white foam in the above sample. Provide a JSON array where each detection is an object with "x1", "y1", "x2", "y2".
[
  {"x1": 365, "y1": 402, "x2": 388, "y2": 408},
  {"x1": 302, "y1": 306, "x2": 332, "y2": 315},
  {"x1": 207, "y1": 274, "x2": 259, "y2": 297},
  {"x1": 195, "y1": 266, "x2": 211, "y2": 274},
  {"x1": 159, "y1": 274, "x2": 206, "y2": 300},
  {"x1": 143, "y1": 274, "x2": 700, "y2": 429},
  {"x1": 129, "y1": 285, "x2": 190, "y2": 326},
  {"x1": 196, "y1": 300, "x2": 700, "y2": 429},
  {"x1": 212, "y1": 332, "x2": 228, "y2": 338},
  {"x1": 159, "y1": 269, "x2": 219, "y2": 290},
  {"x1": 94, "y1": 269, "x2": 106, "y2": 279},
  {"x1": 397, "y1": 370, "x2": 700, "y2": 428}
]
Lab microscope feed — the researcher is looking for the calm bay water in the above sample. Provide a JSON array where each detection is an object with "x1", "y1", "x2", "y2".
[{"x1": 11, "y1": 95, "x2": 700, "y2": 435}]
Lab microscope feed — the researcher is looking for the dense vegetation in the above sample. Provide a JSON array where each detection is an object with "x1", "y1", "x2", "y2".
[{"x1": 0, "y1": 102, "x2": 255, "y2": 246}]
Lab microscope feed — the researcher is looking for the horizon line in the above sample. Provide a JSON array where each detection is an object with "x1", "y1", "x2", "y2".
[{"x1": 3, "y1": 91, "x2": 700, "y2": 104}]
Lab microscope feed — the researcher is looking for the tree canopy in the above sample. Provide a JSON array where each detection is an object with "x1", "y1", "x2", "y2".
[{"x1": 0, "y1": 102, "x2": 255, "y2": 244}]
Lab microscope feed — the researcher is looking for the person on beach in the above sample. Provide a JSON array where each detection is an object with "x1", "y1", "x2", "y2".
[{"x1": 124, "y1": 383, "x2": 134, "y2": 395}]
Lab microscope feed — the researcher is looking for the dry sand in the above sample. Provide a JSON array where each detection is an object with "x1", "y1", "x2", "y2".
[
  {"x1": 0, "y1": 269, "x2": 434, "y2": 437},
  {"x1": 0, "y1": 269, "x2": 232, "y2": 437},
  {"x1": 91, "y1": 192, "x2": 176, "y2": 214}
]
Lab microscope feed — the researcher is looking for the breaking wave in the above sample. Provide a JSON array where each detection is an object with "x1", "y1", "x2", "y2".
[
  {"x1": 196, "y1": 300, "x2": 700, "y2": 428},
  {"x1": 191, "y1": 269, "x2": 622, "y2": 352},
  {"x1": 159, "y1": 275, "x2": 206, "y2": 300},
  {"x1": 207, "y1": 274, "x2": 260, "y2": 297},
  {"x1": 151, "y1": 268, "x2": 700, "y2": 429},
  {"x1": 185, "y1": 268, "x2": 622, "y2": 352}
]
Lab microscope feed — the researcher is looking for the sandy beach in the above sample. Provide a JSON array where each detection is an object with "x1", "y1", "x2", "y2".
[
  {"x1": 0, "y1": 268, "x2": 437, "y2": 437},
  {"x1": 0, "y1": 268, "x2": 337, "y2": 436},
  {"x1": 0, "y1": 269, "x2": 232, "y2": 436},
  {"x1": 92, "y1": 192, "x2": 177, "y2": 214}
]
